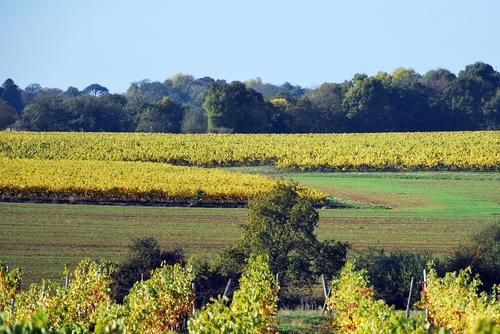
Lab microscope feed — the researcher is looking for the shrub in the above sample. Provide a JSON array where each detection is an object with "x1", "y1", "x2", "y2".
[
  {"x1": 111, "y1": 237, "x2": 185, "y2": 303},
  {"x1": 445, "y1": 222, "x2": 500, "y2": 292},
  {"x1": 356, "y1": 249, "x2": 433, "y2": 308},
  {"x1": 188, "y1": 255, "x2": 279, "y2": 334}
]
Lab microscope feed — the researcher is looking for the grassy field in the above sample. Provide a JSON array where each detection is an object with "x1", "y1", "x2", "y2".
[
  {"x1": 1, "y1": 171, "x2": 498, "y2": 284},
  {"x1": 276, "y1": 310, "x2": 330, "y2": 334}
]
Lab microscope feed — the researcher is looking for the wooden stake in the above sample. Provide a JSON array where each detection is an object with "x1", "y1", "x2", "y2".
[
  {"x1": 405, "y1": 277, "x2": 414, "y2": 319},
  {"x1": 223, "y1": 278, "x2": 232, "y2": 298},
  {"x1": 10, "y1": 298, "x2": 15, "y2": 316},
  {"x1": 192, "y1": 282, "x2": 196, "y2": 315},
  {"x1": 321, "y1": 287, "x2": 332, "y2": 315},
  {"x1": 321, "y1": 274, "x2": 328, "y2": 299},
  {"x1": 423, "y1": 269, "x2": 428, "y2": 322}
]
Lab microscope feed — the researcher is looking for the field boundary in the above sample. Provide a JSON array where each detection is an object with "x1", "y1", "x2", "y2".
[
  {"x1": 0, "y1": 196, "x2": 248, "y2": 208},
  {"x1": 0, "y1": 196, "x2": 350, "y2": 209}
]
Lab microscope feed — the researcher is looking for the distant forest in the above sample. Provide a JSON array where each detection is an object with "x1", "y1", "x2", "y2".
[{"x1": 0, "y1": 62, "x2": 498, "y2": 133}]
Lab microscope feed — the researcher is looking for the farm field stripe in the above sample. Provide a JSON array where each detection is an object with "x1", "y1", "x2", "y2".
[
  {"x1": 1, "y1": 131, "x2": 498, "y2": 171},
  {"x1": 0, "y1": 158, "x2": 325, "y2": 204}
]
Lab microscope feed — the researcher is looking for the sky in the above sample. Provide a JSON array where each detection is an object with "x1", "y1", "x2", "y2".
[{"x1": 0, "y1": 0, "x2": 499, "y2": 93}]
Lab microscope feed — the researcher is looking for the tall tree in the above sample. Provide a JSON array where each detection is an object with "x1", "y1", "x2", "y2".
[
  {"x1": 136, "y1": 97, "x2": 183, "y2": 133},
  {"x1": 19, "y1": 95, "x2": 71, "y2": 131},
  {"x1": 21, "y1": 83, "x2": 43, "y2": 105},
  {"x1": 0, "y1": 101, "x2": 18, "y2": 129},
  {"x1": 446, "y1": 62, "x2": 500, "y2": 129},
  {"x1": 482, "y1": 89, "x2": 500, "y2": 129},
  {"x1": 420, "y1": 69, "x2": 457, "y2": 130},
  {"x1": 304, "y1": 82, "x2": 349, "y2": 132},
  {"x1": 82, "y1": 83, "x2": 109, "y2": 97},
  {"x1": 389, "y1": 68, "x2": 433, "y2": 131},
  {"x1": 1, "y1": 78, "x2": 24, "y2": 113},
  {"x1": 65, "y1": 94, "x2": 128, "y2": 131},
  {"x1": 181, "y1": 106, "x2": 208, "y2": 133},
  {"x1": 245, "y1": 78, "x2": 304, "y2": 100},
  {"x1": 204, "y1": 81, "x2": 269, "y2": 133},
  {"x1": 421, "y1": 69, "x2": 456, "y2": 94},
  {"x1": 126, "y1": 80, "x2": 168, "y2": 104},
  {"x1": 219, "y1": 183, "x2": 349, "y2": 297},
  {"x1": 65, "y1": 86, "x2": 80, "y2": 97},
  {"x1": 283, "y1": 97, "x2": 320, "y2": 133},
  {"x1": 343, "y1": 77, "x2": 396, "y2": 132}
]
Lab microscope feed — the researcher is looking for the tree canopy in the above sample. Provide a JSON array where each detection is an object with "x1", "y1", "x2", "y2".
[
  {"x1": 136, "y1": 97, "x2": 183, "y2": 133},
  {"x1": 219, "y1": 182, "x2": 349, "y2": 299},
  {"x1": 2, "y1": 61, "x2": 498, "y2": 133},
  {"x1": 204, "y1": 81, "x2": 270, "y2": 133}
]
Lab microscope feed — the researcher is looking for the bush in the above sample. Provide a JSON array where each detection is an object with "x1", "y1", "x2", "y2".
[
  {"x1": 356, "y1": 249, "x2": 434, "y2": 309},
  {"x1": 188, "y1": 255, "x2": 278, "y2": 334},
  {"x1": 445, "y1": 222, "x2": 499, "y2": 292},
  {"x1": 111, "y1": 237, "x2": 185, "y2": 303},
  {"x1": 191, "y1": 260, "x2": 233, "y2": 308}
]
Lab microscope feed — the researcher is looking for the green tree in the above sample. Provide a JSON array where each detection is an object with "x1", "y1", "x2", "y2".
[
  {"x1": 482, "y1": 89, "x2": 500, "y2": 129},
  {"x1": 82, "y1": 83, "x2": 109, "y2": 97},
  {"x1": 126, "y1": 79, "x2": 168, "y2": 104},
  {"x1": 136, "y1": 97, "x2": 183, "y2": 132},
  {"x1": 64, "y1": 94, "x2": 128, "y2": 131},
  {"x1": 283, "y1": 97, "x2": 321, "y2": 133},
  {"x1": 204, "y1": 81, "x2": 269, "y2": 133},
  {"x1": 111, "y1": 237, "x2": 185, "y2": 303},
  {"x1": 420, "y1": 69, "x2": 457, "y2": 130},
  {"x1": 219, "y1": 182, "x2": 349, "y2": 298},
  {"x1": 1, "y1": 78, "x2": 24, "y2": 112},
  {"x1": 65, "y1": 86, "x2": 80, "y2": 97},
  {"x1": 94, "y1": 94, "x2": 128, "y2": 131},
  {"x1": 421, "y1": 68, "x2": 456, "y2": 94},
  {"x1": 19, "y1": 95, "x2": 71, "y2": 130},
  {"x1": 445, "y1": 222, "x2": 499, "y2": 291},
  {"x1": 356, "y1": 249, "x2": 433, "y2": 308},
  {"x1": 245, "y1": 77, "x2": 304, "y2": 100},
  {"x1": 446, "y1": 62, "x2": 500, "y2": 129},
  {"x1": 21, "y1": 83, "x2": 43, "y2": 105},
  {"x1": 343, "y1": 77, "x2": 396, "y2": 132},
  {"x1": 389, "y1": 67, "x2": 433, "y2": 131},
  {"x1": 181, "y1": 106, "x2": 208, "y2": 133},
  {"x1": 245, "y1": 77, "x2": 281, "y2": 99},
  {"x1": 304, "y1": 82, "x2": 350, "y2": 132},
  {"x1": 0, "y1": 101, "x2": 18, "y2": 129}
]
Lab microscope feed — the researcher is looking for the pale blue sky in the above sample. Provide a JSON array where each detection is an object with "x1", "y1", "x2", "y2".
[{"x1": 0, "y1": 0, "x2": 498, "y2": 93}]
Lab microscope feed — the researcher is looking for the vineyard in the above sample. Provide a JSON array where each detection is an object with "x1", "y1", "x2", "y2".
[
  {"x1": 0, "y1": 158, "x2": 324, "y2": 204},
  {"x1": 0, "y1": 131, "x2": 498, "y2": 171},
  {"x1": 326, "y1": 260, "x2": 499, "y2": 333},
  {"x1": 0, "y1": 256, "x2": 278, "y2": 334},
  {"x1": 1, "y1": 258, "x2": 498, "y2": 333}
]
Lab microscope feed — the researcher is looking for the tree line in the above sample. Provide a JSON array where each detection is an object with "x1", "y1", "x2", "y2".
[{"x1": 0, "y1": 62, "x2": 498, "y2": 133}]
